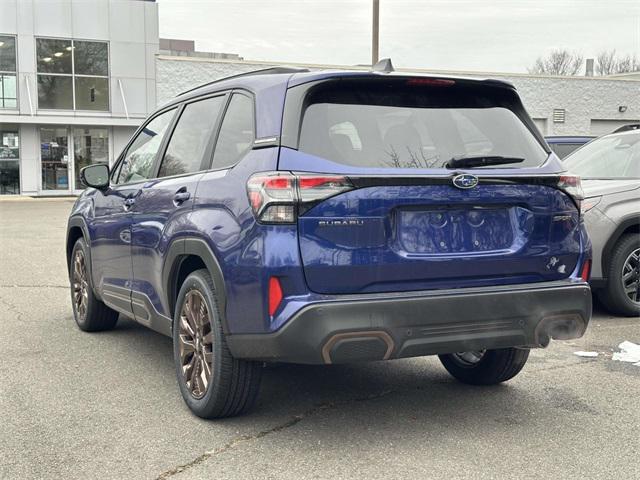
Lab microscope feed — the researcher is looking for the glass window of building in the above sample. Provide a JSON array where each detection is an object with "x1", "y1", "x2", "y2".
[
  {"x1": 0, "y1": 124, "x2": 20, "y2": 194},
  {"x1": 36, "y1": 38, "x2": 109, "y2": 111},
  {"x1": 40, "y1": 127, "x2": 70, "y2": 191},
  {"x1": 73, "y1": 128, "x2": 109, "y2": 190},
  {"x1": 0, "y1": 36, "x2": 17, "y2": 109}
]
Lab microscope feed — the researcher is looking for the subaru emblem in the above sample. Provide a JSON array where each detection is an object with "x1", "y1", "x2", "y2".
[{"x1": 452, "y1": 174, "x2": 479, "y2": 189}]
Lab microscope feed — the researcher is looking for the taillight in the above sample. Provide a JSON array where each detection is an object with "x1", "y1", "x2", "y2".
[
  {"x1": 580, "y1": 259, "x2": 591, "y2": 282},
  {"x1": 557, "y1": 175, "x2": 584, "y2": 211},
  {"x1": 247, "y1": 172, "x2": 353, "y2": 223}
]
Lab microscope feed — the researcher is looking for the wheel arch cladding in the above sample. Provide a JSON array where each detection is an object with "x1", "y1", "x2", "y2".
[
  {"x1": 602, "y1": 216, "x2": 640, "y2": 276},
  {"x1": 66, "y1": 217, "x2": 90, "y2": 274},
  {"x1": 163, "y1": 238, "x2": 229, "y2": 332}
]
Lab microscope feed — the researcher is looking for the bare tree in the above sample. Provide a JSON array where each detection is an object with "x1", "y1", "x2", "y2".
[
  {"x1": 612, "y1": 54, "x2": 640, "y2": 74},
  {"x1": 596, "y1": 50, "x2": 618, "y2": 75},
  {"x1": 528, "y1": 49, "x2": 584, "y2": 75}
]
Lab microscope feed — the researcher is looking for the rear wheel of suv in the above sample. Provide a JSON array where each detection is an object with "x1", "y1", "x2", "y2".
[
  {"x1": 173, "y1": 269, "x2": 262, "y2": 419},
  {"x1": 69, "y1": 238, "x2": 119, "y2": 332},
  {"x1": 597, "y1": 234, "x2": 640, "y2": 317},
  {"x1": 439, "y1": 348, "x2": 530, "y2": 385}
]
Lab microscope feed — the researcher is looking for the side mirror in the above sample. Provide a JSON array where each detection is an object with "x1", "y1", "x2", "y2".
[{"x1": 80, "y1": 164, "x2": 110, "y2": 190}]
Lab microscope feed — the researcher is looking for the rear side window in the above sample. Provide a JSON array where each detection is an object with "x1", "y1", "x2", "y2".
[
  {"x1": 158, "y1": 95, "x2": 225, "y2": 177},
  {"x1": 116, "y1": 108, "x2": 175, "y2": 184},
  {"x1": 212, "y1": 93, "x2": 254, "y2": 169},
  {"x1": 297, "y1": 79, "x2": 548, "y2": 169}
]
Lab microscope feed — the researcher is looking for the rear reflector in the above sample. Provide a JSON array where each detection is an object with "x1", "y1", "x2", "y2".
[
  {"x1": 580, "y1": 259, "x2": 591, "y2": 282},
  {"x1": 268, "y1": 276, "x2": 283, "y2": 317}
]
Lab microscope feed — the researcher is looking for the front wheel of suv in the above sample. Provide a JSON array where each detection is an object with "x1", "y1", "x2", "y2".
[
  {"x1": 70, "y1": 237, "x2": 119, "y2": 332},
  {"x1": 597, "y1": 234, "x2": 640, "y2": 317},
  {"x1": 439, "y1": 348, "x2": 530, "y2": 385},
  {"x1": 173, "y1": 269, "x2": 262, "y2": 419}
]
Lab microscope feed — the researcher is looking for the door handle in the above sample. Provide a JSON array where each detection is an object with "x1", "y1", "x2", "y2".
[{"x1": 173, "y1": 190, "x2": 191, "y2": 205}]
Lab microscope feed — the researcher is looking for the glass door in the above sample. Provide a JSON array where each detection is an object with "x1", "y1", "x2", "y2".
[
  {"x1": 72, "y1": 127, "x2": 109, "y2": 192},
  {"x1": 40, "y1": 127, "x2": 70, "y2": 192},
  {"x1": 0, "y1": 124, "x2": 20, "y2": 194}
]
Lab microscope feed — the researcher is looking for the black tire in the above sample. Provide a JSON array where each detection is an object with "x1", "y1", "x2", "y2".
[
  {"x1": 439, "y1": 348, "x2": 530, "y2": 385},
  {"x1": 173, "y1": 269, "x2": 262, "y2": 419},
  {"x1": 69, "y1": 237, "x2": 119, "y2": 332},
  {"x1": 597, "y1": 234, "x2": 640, "y2": 317}
]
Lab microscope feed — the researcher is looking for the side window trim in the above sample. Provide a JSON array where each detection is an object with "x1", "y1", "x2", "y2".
[
  {"x1": 110, "y1": 106, "x2": 178, "y2": 185},
  {"x1": 208, "y1": 89, "x2": 257, "y2": 171}
]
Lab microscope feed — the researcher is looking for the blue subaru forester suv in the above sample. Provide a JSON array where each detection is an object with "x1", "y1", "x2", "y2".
[{"x1": 67, "y1": 63, "x2": 592, "y2": 418}]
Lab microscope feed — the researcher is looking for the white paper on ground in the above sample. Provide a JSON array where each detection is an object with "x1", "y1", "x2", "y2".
[
  {"x1": 611, "y1": 341, "x2": 640, "y2": 365},
  {"x1": 573, "y1": 351, "x2": 599, "y2": 358}
]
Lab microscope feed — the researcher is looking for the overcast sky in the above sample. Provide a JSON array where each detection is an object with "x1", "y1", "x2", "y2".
[{"x1": 158, "y1": 0, "x2": 640, "y2": 73}]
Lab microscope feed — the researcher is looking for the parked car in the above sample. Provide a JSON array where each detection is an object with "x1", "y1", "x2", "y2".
[
  {"x1": 546, "y1": 136, "x2": 594, "y2": 159},
  {"x1": 67, "y1": 63, "x2": 592, "y2": 418},
  {"x1": 564, "y1": 129, "x2": 640, "y2": 317}
]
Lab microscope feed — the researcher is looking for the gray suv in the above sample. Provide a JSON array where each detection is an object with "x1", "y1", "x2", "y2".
[{"x1": 564, "y1": 129, "x2": 640, "y2": 317}]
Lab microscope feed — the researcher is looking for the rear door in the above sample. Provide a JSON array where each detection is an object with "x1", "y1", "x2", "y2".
[
  {"x1": 130, "y1": 93, "x2": 228, "y2": 324},
  {"x1": 280, "y1": 77, "x2": 582, "y2": 294}
]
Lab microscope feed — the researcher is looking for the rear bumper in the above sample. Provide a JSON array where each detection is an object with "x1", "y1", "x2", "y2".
[{"x1": 227, "y1": 280, "x2": 592, "y2": 364}]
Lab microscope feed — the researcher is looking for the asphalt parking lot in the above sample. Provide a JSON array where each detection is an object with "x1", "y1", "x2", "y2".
[{"x1": 1, "y1": 198, "x2": 638, "y2": 480}]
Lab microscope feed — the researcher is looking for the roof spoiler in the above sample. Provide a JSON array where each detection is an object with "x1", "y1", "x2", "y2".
[{"x1": 175, "y1": 66, "x2": 310, "y2": 97}]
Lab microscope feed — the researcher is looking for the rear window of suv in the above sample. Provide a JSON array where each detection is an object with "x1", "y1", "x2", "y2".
[{"x1": 296, "y1": 78, "x2": 548, "y2": 169}]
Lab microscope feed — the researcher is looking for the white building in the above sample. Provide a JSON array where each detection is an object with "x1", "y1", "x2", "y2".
[{"x1": 0, "y1": 0, "x2": 158, "y2": 195}]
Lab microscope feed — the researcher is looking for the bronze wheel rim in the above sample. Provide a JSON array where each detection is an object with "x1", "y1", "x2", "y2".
[
  {"x1": 178, "y1": 290, "x2": 213, "y2": 399},
  {"x1": 621, "y1": 248, "x2": 640, "y2": 305},
  {"x1": 72, "y1": 249, "x2": 89, "y2": 322}
]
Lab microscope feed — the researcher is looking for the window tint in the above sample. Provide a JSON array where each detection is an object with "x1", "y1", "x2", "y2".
[
  {"x1": 564, "y1": 133, "x2": 640, "y2": 178},
  {"x1": 116, "y1": 109, "x2": 176, "y2": 184},
  {"x1": 298, "y1": 81, "x2": 548, "y2": 169},
  {"x1": 212, "y1": 94, "x2": 254, "y2": 169},
  {"x1": 159, "y1": 96, "x2": 225, "y2": 177}
]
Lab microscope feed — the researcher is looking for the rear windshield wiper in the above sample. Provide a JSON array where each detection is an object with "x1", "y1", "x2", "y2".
[{"x1": 445, "y1": 155, "x2": 525, "y2": 169}]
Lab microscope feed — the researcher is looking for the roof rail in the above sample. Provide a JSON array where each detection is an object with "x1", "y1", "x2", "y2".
[
  {"x1": 613, "y1": 124, "x2": 640, "y2": 133},
  {"x1": 175, "y1": 66, "x2": 310, "y2": 97}
]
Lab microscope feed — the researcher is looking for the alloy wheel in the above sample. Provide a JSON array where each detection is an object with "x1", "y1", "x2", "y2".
[
  {"x1": 178, "y1": 290, "x2": 213, "y2": 399},
  {"x1": 72, "y1": 249, "x2": 89, "y2": 321},
  {"x1": 452, "y1": 350, "x2": 486, "y2": 366},
  {"x1": 622, "y1": 247, "x2": 640, "y2": 304}
]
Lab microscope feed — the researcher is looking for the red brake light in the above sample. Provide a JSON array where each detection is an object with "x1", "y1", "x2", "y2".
[
  {"x1": 268, "y1": 276, "x2": 283, "y2": 316},
  {"x1": 580, "y1": 259, "x2": 591, "y2": 282},
  {"x1": 406, "y1": 78, "x2": 455, "y2": 87}
]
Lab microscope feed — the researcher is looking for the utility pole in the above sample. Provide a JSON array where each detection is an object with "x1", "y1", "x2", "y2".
[{"x1": 372, "y1": 0, "x2": 379, "y2": 65}]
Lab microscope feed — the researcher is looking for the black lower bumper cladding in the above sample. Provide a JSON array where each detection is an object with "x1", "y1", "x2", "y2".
[{"x1": 227, "y1": 280, "x2": 592, "y2": 364}]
